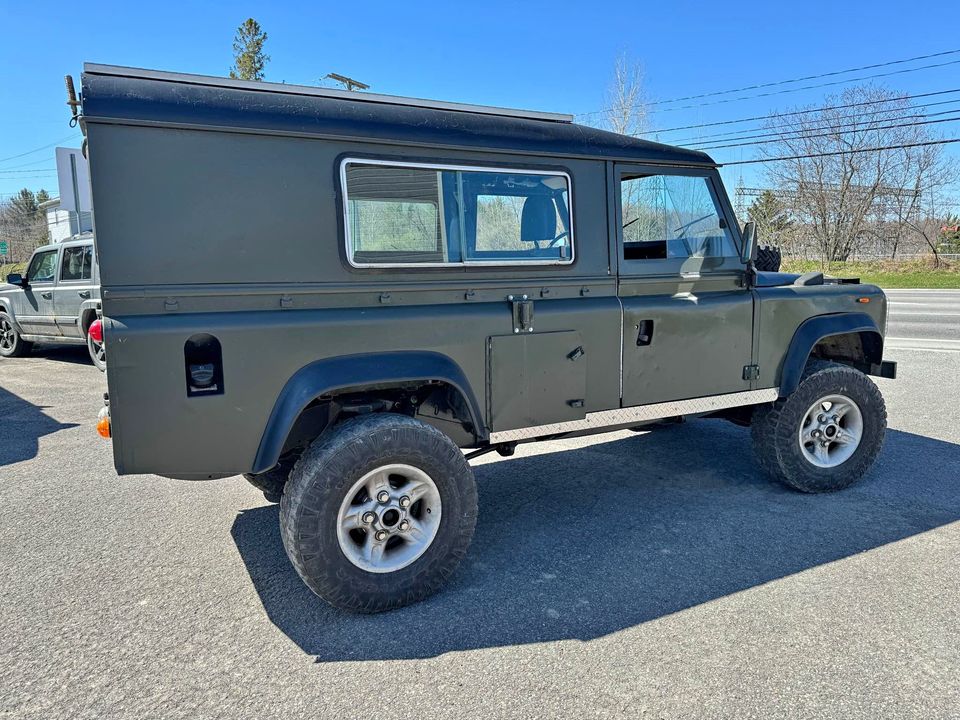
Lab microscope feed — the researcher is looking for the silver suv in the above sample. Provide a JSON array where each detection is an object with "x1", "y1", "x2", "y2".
[{"x1": 0, "y1": 235, "x2": 104, "y2": 369}]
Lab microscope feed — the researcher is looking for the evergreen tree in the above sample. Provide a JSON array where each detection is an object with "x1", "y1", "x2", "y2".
[
  {"x1": 8, "y1": 188, "x2": 39, "y2": 219},
  {"x1": 747, "y1": 190, "x2": 792, "y2": 242},
  {"x1": 229, "y1": 19, "x2": 269, "y2": 81}
]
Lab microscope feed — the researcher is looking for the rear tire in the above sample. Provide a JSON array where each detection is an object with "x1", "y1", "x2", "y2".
[
  {"x1": 280, "y1": 413, "x2": 477, "y2": 613},
  {"x1": 0, "y1": 311, "x2": 32, "y2": 358},
  {"x1": 751, "y1": 360, "x2": 886, "y2": 493}
]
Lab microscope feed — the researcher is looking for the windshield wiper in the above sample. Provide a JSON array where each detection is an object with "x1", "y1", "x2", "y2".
[{"x1": 673, "y1": 213, "x2": 713, "y2": 239}]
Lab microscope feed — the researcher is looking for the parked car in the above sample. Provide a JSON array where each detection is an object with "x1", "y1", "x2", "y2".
[
  {"x1": 0, "y1": 234, "x2": 104, "y2": 369},
  {"x1": 82, "y1": 64, "x2": 896, "y2": 613}
]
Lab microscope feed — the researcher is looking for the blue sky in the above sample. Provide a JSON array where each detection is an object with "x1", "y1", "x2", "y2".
[{"x1": 2, "y1": 0, "x2": 959, "y2": 209}]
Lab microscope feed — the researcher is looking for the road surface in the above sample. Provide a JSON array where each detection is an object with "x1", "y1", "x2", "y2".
[
  {"x1": 885, "y1": 288, "x2": 960, "y2": 352},
  {"x1": 1, "y1": 290, "x2": 958, "y2": 719}
]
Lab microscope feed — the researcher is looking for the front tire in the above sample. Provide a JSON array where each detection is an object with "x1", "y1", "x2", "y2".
[
  {"x1": 280, "y1": 413, "x2": 478, "y2": 613},
  {"x1": 751, "y1": 361, "x2": 886, "y2": 493},
  {"x1": 0, "y1": 311, "x2": 32, "y2": 358}
]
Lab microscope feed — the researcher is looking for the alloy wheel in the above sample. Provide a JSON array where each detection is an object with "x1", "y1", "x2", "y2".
[
  {"x1": 336, "y1": 463, "x2": 442, "y2": 573},
  {"x1": 798, "y1": 394, "x2": 864, "y2": 468}
]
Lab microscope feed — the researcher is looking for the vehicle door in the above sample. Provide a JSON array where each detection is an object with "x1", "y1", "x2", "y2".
[
  {"x1": 15, "y1": 247, "x2": 61, "y2": 337},
  {"x1": 54, "y1": 242, "x2": 95, "y2": 338},
  {"x1": 615, "y1": 164, "x2": 754, "y2": 406}
]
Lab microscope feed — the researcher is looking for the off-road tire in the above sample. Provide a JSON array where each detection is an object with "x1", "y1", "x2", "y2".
[
  {"x1": 0, "y1": 311, "x2": 32, "y2": 358},
  {"x1": 279, "y1": 413, "x2": 478, "y2": 613},
  {"x1": 751, "y1": 360, "x2": 886, "y2": 493},
  {"x1": 243, "y1": 452, "x2": 299, "y2": 503},
  {"x1": 755, "y1": 245, "x2": 782, "y2": 272}
]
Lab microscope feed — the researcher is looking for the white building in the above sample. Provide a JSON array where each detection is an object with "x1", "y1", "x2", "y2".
[{"x1": 40, "y1": 197, "x2": 93, "y2": 243}]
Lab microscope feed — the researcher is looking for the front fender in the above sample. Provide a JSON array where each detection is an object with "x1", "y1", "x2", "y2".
[
  {"x1": 779, "y1": 312, "x2": 884, "y2": 397},
  {"x1": 0, "y1": 293, "x2": 21, "y2": 326},
  {"x1": 252, "y1": 351, "x2": 485, "y2": 474}
]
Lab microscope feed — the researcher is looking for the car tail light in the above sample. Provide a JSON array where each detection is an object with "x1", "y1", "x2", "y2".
[{"x1": 89, "y1": 318, "x2": 103, "y2": 343}]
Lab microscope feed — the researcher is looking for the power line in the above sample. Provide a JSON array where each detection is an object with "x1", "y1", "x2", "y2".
[
  {"x1": 653, "y1": 58, "x2": 960, "y2": 114},
  {"x1": 670, "y1": 97, "x2": 960, "y2": 145},
  {"x1": 0, "y1": 133, "x2": 81, "y2": 165},
  {"x1": 647, "y1": 49, "x2": 960, "y2": 107},
  {"x1": 645, "y1": 88, "x2": 960, "y2": 134},
  {"x1": 690, "y1": 111, "x2": 960, "y2": 152},
  {"x1": 723, "y1": 138, "x2": 960, "y2": 165},
  {"x1": 1, "y1": 156, "x2": 74, "y2": 171},
  {"x1": 580, "y1": 51, "x2": 960, "y2": 118}
]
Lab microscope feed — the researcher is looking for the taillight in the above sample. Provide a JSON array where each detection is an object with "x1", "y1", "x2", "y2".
[{"x1": 89, "y1": 318, "x2": 103, "y2": 343}]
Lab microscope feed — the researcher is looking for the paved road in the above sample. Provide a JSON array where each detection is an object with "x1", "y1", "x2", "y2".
[
  {"x1": 1, "y1": 293, "x2": 958, "y2": 719},
  {"x1": 885, "y1": 289, "x2": 960, "y2": 352}
]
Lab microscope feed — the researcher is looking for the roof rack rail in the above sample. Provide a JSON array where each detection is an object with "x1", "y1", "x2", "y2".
[{"x1": 82, "y1": 63, "x2": 574, "y2": 124}]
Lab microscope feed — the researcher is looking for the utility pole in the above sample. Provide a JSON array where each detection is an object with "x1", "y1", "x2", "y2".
[{"x1": 325, "y1": 73, "x2": 369, "y2": 92}]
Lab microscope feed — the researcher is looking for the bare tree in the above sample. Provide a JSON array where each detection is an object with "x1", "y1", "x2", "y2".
[
  {"x1": 604, "y1": 53, "x2": 648, "y2": 137},
  {"x1": 761, "y1": 85, "x2": 957, "y2": 265}
]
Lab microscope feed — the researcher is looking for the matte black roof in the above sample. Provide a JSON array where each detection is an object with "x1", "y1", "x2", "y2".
[{"x1": 80, "y1": 64, "x2": 715, "y2": 167}]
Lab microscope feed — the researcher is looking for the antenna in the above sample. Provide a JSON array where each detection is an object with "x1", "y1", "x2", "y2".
[{"x1": 325, "y1": 73, "x2": 369, "y2": 91}]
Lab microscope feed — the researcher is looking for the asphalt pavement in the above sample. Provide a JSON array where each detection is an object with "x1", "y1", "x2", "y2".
[
  {"x1": 885, "y1": 288, "x2": 960, "y2": 351},
  {"x1": 1, "y1": 292, "x2": 958, "y2": 719}
]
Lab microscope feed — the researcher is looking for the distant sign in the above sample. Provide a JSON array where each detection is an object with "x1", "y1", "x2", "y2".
[
  {"x1": 55, "y1": 147, "x2": 92, "y2": 213},
  {"x1": 0, "y1": 241, "x2": 7, "y2": 256}
]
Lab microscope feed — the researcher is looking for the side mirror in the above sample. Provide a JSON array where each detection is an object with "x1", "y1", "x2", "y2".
[
  {"x1": 6, "y1": 273, "x2": 25, "y2": 287},
  {"x1": 740, "y1": 221, "x2": 757, "y2": 265}
]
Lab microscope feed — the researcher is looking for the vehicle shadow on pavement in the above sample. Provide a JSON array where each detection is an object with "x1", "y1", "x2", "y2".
[
  {"x1": 24, "y1": 344, "x2": 94, "y2": 367},
  {"x1": 0, "y1": 385, "x2": 78, "y2": 467},
  {"x1": 231, "y1": 421, "x2": 960, "y2": 662}
]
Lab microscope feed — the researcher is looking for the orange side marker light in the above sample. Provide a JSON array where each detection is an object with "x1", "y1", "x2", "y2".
[{"x1": 97, "y1": 407, "x2": 111, "y2": 439}]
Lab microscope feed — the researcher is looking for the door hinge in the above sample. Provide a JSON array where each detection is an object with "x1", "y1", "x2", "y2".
[
  {"x1": 742, "y1": 364, "x2": 760, "y2": 381},
  {"x1": 508, "y1": 294, "x2": 534, "y2": 333}
]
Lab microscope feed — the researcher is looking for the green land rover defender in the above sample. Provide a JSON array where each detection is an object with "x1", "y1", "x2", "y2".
[{"x1": 80, "y1": 64, "x2": 896, "y2": 612}]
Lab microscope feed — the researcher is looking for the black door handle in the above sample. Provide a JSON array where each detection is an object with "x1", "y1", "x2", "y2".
[
  {"x1": 41, "y1": 291, "x2": 52, "y2": 299},
  {"x1": 636, "y1": 319, "x2": 654, "y2": 346},
  {"x1": 78, "y1": 290, "x2": 91, "y2": 298}
]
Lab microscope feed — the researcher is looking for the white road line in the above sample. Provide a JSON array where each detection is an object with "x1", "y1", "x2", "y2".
[
  {"x1": 889, "y1": 311, "x2": 960, "y2": 316},
  {"x1": 889, "y1": 301, "x2": 960, "y2": 306},
  {"x1": 884, "y1": 289, "x2": 960, "y2": 293},
  {"x1": 884, "y1": 345, "x2": 960, "y2": 355},
  {"x1": 885, "y1": 337, "x2": 960, "y2": 350}
]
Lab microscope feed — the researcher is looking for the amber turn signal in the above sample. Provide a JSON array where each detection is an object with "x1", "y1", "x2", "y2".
[
  {"x1": 857, "y1": 297, "x2": 871, "y2": 303},
  {"x1": 96, "y1": 407, "x2": 111, "y2": 439}
]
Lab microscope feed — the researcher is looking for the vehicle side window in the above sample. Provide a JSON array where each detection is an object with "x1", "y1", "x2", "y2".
[
  {"x1": 342, "y1": 160, "x2": 573, "y2": 267},
  {"x1": 464, "y1": 172, "x2": 571, "y2": 263},
  {"x1": 60, "y1": 245, "x2": 93, "y2": 281},
  {"x1": 620, "y1": 174, "x2": 736, "y2": 261},
  {"x1": 26, "y1": 250, "x2": 58, "y2": 283}
]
